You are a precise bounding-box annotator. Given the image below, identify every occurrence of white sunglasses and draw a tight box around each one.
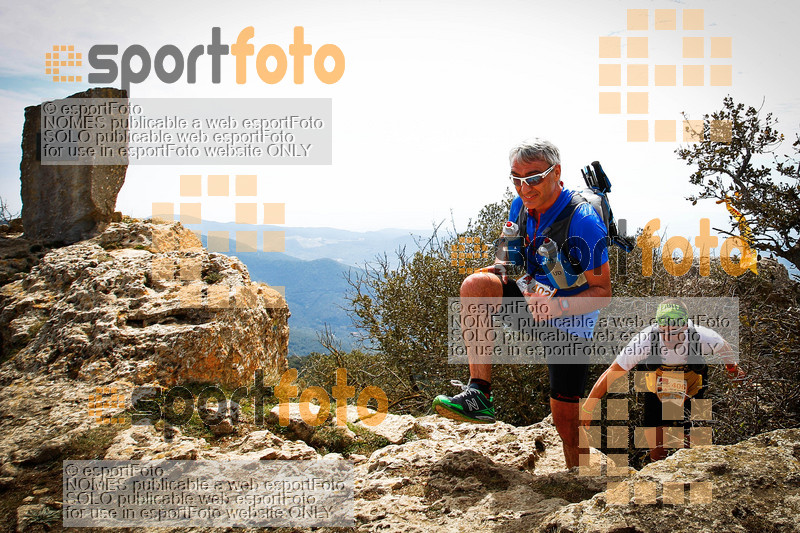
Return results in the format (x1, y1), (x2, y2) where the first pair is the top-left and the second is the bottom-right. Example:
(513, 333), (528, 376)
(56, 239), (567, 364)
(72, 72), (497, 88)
(509, 164), (556, 187)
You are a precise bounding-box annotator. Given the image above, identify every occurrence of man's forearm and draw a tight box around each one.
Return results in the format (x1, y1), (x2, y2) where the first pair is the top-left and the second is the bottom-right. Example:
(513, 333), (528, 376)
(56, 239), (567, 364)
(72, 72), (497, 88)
(559, 287), (611, 316)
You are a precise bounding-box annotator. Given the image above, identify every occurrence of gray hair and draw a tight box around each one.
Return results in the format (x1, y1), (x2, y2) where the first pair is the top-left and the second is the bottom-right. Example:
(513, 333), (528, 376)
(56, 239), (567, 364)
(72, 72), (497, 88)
(508, 138), (561, 166)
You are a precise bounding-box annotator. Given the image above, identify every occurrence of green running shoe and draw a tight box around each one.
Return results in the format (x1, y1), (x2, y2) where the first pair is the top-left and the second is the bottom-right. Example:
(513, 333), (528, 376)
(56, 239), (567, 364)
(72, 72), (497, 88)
(432, 380), (495, 424)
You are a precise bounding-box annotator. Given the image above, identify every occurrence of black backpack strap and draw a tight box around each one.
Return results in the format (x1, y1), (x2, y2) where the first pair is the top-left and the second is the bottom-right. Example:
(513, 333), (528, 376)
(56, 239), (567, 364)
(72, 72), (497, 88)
(687, 325), (706, 371)
(646, 327), (662, 370)
(540, 192), (587, 272)
(516, 203), (528, 245)
(542, 192), (584, 239)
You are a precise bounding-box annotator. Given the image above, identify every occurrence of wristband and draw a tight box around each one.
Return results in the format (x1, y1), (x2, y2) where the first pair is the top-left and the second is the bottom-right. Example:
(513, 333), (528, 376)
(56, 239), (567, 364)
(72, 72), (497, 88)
(581, 404), (594, 414)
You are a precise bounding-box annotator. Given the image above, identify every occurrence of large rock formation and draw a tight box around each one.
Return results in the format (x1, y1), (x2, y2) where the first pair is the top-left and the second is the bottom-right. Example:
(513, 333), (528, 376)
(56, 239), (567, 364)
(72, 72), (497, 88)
(0, 220), (288, 387)
(0, 218), (289, 502)
(350, 414), (609, 532)
(542, 429), (800, 533)
(20, 87), (128, 244)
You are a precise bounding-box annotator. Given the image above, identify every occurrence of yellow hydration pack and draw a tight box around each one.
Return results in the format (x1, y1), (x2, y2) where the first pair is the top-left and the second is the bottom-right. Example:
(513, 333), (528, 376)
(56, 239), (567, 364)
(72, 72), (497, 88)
(644, 365), (704, 402)
(637, 326), (707, 403)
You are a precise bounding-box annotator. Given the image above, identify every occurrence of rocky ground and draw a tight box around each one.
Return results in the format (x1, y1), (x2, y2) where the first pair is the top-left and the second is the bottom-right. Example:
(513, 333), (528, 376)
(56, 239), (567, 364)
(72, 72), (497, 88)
(2, 222), (800, 532)
(0, 397), (597, 533)
(4, 391), (799, 533)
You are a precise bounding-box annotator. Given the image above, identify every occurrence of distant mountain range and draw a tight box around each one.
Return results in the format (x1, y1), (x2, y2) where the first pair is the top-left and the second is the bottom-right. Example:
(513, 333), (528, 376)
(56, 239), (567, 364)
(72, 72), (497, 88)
(193, 222), (424, 355)
(193, 221), (424, 267)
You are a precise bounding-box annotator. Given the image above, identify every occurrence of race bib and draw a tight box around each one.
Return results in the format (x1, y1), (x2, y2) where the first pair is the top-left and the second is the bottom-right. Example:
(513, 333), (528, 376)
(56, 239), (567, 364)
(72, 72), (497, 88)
(645, 368), (702, 403)
(658, 374), (688, 395)
(516, 275), (557, 299)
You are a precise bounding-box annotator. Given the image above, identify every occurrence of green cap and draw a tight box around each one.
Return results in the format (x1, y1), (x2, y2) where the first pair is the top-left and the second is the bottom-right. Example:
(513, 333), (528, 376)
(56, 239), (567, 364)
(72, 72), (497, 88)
(655, 303), (688, 327)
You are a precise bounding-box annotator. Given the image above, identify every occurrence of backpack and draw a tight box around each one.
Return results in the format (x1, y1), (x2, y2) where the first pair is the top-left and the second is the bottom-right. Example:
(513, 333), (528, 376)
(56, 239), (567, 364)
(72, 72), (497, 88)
(513, 161), (632, 287)
(579, 161), (634, 253)
(516, 161), (634, 256)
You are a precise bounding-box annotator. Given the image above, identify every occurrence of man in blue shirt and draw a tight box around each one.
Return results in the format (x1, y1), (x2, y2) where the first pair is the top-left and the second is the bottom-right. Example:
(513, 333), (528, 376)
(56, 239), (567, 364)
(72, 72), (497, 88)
(433, 138), (612, 469)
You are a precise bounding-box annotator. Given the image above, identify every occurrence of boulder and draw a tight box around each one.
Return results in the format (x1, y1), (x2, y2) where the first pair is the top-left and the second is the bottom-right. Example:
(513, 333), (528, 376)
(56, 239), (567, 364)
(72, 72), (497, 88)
(104, 424), (205, 461)
(355, 412), (418, 444)
(351, 415), (590, 532)
(236, 430), (285, 453)
(541, 428), (800, 533)
(349, 453), (368, 465)
(267, 402), (323, 442)
(20, 87), (128, 244)
(213, 430), (319, 461)
(201, 400), (240, 436)
(0, 220), (288, 388)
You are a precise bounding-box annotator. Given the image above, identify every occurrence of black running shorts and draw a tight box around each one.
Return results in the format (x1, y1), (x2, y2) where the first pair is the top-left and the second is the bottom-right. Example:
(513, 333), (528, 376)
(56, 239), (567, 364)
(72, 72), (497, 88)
(496, 274), (591, 403)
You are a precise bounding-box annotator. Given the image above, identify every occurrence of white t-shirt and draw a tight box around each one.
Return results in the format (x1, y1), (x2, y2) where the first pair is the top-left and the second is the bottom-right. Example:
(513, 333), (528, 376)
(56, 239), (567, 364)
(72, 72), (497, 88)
(614, 320), (730, 371)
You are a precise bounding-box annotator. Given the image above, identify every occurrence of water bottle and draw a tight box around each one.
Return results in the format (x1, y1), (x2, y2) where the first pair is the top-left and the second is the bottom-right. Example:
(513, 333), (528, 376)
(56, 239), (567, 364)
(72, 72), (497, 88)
(502, 221), (519, 237)
(537, 238), (573, 289)
(495, 221), (525, 266)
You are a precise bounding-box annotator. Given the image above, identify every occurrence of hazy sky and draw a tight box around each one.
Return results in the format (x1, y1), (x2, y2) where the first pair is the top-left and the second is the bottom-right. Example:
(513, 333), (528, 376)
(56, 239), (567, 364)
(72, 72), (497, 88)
(1, 0), (799, 254)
